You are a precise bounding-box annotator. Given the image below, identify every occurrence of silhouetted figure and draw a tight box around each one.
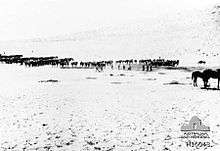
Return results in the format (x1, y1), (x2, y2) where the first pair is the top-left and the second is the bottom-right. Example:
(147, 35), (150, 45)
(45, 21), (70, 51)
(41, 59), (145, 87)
(150, 66), (152, 71)
(123, 65), (125, 70)
(142, 65), (145, 71)
(118, 65), (120, 70)
(146, 65), (149, 71)
(128, 65), (131, 70)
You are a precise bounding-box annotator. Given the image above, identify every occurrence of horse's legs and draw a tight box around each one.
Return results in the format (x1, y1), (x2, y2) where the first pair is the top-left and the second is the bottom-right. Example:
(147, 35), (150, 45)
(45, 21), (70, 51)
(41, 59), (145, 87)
(218, 78), (219, 89)
(203, 79), (207, 88)
(204, 79), (209, 88)
(193, 77), (197, 87)
(193, 80), (195, 86)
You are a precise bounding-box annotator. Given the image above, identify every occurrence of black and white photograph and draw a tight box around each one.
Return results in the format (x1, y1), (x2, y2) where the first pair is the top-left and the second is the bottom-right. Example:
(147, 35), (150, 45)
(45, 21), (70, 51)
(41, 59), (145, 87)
(0, 0), (220, 150)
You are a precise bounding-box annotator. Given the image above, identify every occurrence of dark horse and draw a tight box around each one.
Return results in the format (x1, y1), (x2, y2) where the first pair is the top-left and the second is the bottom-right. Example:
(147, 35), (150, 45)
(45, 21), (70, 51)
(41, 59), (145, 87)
(192, 69), (220, 89)
(192, 71), (204, 87)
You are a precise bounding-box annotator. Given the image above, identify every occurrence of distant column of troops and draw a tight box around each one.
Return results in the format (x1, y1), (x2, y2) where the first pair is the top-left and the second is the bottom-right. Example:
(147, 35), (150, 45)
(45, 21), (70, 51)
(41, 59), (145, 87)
(116, 59), (179, 71)
(0, 54), (179, 72)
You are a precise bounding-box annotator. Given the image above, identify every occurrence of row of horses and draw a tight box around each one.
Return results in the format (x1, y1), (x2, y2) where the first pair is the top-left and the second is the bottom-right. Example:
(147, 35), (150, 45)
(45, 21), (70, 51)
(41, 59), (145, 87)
(2, 54), (219, 89)
(0, 54), (179, 69)
(0, 55), (74, 67)
(192, 69), (220, 89)
(79, 60), (113, 68)
(116, 59), (179, 67)
(0, 54), (114, 70)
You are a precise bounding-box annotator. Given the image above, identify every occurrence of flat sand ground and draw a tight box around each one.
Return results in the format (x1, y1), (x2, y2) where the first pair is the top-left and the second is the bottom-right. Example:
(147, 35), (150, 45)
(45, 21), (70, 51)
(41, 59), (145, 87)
(0, 64), (220, 151)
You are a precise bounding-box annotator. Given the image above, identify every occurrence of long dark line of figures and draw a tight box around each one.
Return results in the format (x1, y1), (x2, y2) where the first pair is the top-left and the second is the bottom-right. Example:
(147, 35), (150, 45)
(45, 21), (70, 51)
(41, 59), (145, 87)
(0, 54), (179, 71)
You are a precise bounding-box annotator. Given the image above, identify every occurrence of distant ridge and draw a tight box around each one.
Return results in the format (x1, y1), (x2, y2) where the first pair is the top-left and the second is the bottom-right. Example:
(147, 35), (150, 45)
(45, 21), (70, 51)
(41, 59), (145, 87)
(0, 5), (220, 66)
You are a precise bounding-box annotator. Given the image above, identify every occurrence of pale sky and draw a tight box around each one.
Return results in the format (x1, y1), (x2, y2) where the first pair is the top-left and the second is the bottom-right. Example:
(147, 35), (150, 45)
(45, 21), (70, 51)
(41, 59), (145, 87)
(0, 0), (219, 40)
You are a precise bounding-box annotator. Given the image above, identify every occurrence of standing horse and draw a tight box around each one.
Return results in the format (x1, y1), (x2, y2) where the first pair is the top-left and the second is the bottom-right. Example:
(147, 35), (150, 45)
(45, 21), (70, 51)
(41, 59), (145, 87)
(192, 71), (204, 87)
(192, 69), (220, 89)
(202, 69), (220, 89)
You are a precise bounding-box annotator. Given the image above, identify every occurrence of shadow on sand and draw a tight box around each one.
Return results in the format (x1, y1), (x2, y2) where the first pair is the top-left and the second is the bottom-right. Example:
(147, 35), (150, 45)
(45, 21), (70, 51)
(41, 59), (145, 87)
(163, 80), (188, 85)
(201, 87), (220, 91)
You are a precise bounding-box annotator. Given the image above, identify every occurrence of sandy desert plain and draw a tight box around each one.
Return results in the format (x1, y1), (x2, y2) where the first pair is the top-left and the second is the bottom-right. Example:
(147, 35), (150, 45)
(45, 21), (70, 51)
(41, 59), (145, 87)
(1, 0), (220, 150)
(1, 3), (220, 150)
(0, 61), (220, 151)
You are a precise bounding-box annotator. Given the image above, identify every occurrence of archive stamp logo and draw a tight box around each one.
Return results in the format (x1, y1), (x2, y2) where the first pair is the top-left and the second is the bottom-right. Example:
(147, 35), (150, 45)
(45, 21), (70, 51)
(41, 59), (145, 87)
(180, 116), (213, 149)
